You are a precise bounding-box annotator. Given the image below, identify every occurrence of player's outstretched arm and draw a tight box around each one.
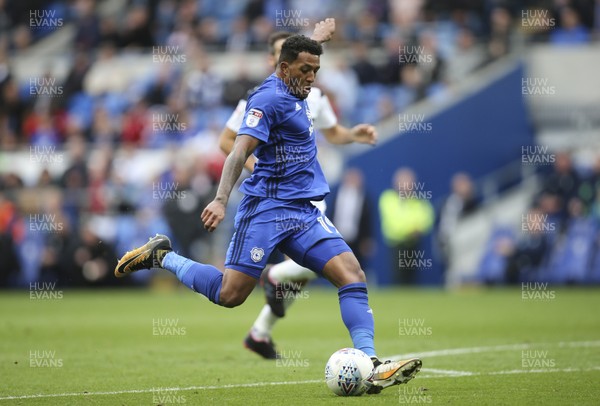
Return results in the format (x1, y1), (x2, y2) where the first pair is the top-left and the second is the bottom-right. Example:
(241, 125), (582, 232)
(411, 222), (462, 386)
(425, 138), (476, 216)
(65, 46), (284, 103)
(311, 18), (335, 43)
(202, 134), (260, 232)
(321, 123), (378, 145)
(218, 126), (257, 172)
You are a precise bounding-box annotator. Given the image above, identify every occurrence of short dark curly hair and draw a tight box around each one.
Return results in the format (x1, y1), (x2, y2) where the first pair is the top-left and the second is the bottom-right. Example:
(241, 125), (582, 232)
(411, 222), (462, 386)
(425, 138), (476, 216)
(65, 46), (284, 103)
(278, 35), (323, 64)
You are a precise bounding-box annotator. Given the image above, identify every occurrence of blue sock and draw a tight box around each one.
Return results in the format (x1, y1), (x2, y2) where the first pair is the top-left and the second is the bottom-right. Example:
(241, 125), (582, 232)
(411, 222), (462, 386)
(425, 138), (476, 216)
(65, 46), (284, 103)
(162, 252), (223, 305)
(338, 282), (376, 357)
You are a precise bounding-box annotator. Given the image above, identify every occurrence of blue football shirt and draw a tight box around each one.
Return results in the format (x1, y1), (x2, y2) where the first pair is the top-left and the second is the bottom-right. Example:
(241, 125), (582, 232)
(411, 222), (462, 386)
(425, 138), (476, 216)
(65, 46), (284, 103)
(237, 73), (330, 201)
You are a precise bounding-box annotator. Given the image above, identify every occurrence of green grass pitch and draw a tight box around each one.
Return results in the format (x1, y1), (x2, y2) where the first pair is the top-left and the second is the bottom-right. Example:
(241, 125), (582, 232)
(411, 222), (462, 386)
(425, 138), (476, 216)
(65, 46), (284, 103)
(1, 285), (599, 405)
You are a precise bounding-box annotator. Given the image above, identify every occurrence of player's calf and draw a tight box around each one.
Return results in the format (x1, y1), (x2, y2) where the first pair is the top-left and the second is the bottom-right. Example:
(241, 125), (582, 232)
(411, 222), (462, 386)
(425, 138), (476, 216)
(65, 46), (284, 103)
(218, 268), (257, 308)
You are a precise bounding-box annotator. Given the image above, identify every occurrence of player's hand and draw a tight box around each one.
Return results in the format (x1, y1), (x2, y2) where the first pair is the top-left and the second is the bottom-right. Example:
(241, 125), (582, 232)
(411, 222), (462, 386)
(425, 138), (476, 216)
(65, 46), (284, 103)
(201, 199), (226, 232)
(311, 18), (335, 43)
(350, 124), (378, 146)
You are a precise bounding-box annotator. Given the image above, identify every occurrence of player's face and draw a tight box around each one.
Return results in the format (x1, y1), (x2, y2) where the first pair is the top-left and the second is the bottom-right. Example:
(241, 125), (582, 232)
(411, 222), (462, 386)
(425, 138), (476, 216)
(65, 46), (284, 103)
(282, 52), (320, 99)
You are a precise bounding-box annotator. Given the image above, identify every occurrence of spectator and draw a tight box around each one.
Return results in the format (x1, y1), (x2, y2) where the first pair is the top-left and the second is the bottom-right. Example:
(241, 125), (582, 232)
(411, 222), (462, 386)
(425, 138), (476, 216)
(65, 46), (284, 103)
(60, 221), (120, 286)
(350, 42), (380, 85)
(347, 11), (385, 46)
(118, 6), (155, 49)
(550, 7), (590, 45)
(504, 207), (551, 284)
(226, 16), (251, 52)
(36, 169), (55, 188)
(436, 172), (478, 269)
(485, 7), (512, 63)
(537, 151), (580, 226)
(379, 168), (434, 285)
(318, 59), (359, 122)
(90, 107), (119, 146)
(184, 57), (224, 109)
(73, 0), (100, 50)
(414, 30), (446, 100)
(161, 163), (213, 261)
(1, 79), (27, 143)
(121, 100), (148, 145)
(61, 52), (91, 108)
(0, 192), (20, 286)
(577, 155), (600, 212)
(446, 28), (486, 84)
(222, 66), (257, 108)
(380, 35), (407, 85)
(98, 17), (120, 48)
(329, 168), (373, 266)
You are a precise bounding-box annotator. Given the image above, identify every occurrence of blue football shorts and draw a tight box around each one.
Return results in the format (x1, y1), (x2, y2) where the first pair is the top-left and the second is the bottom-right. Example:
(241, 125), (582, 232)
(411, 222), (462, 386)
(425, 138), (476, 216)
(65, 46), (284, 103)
(224, 195), (351, 279)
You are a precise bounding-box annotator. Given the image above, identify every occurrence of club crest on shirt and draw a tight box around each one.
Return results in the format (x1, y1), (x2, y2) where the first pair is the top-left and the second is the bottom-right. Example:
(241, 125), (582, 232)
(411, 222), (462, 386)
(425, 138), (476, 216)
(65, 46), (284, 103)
(246, 109), (263, 128)
(250, 247), (265, 263)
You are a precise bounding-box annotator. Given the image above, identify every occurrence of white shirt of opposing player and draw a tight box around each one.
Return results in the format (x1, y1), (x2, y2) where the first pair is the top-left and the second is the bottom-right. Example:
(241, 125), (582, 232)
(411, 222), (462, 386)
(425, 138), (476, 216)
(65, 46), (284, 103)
(225, 87), (336, 214)
(225, 87), (338, 135)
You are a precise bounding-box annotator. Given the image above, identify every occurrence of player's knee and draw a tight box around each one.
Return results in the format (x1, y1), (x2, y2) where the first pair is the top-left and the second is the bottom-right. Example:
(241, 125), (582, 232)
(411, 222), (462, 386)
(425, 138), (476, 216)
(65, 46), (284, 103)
(218, 290), (247, 308)
(346, 260), (366, 283)
(353, 267), (367, 283)
(325, 252), (366, 287)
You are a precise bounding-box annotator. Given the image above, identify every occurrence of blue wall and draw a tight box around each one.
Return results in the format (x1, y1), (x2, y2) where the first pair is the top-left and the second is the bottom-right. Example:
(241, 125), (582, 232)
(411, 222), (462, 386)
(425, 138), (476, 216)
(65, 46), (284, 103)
(343, 62), (535, 286)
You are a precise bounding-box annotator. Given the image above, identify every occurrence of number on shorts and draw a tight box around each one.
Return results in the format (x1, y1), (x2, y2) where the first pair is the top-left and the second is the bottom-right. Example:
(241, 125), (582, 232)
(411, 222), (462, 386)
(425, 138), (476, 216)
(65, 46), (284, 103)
(317, 216), (337, 234)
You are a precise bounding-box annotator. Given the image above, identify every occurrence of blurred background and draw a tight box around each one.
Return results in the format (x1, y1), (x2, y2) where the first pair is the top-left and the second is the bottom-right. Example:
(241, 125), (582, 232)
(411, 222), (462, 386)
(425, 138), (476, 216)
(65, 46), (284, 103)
(0, 0), (598, 289)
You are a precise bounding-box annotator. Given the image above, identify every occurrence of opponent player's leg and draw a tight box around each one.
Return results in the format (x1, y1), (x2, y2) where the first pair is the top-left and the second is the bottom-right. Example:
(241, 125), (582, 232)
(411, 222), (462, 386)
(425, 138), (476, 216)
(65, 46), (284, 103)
(261, 260), (317, 317)
(245, 261), (315, 359)
(114, 234), (256, 307)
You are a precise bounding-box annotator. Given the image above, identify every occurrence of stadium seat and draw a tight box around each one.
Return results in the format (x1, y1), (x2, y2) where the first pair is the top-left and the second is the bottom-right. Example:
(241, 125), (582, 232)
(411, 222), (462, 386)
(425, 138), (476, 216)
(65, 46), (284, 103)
(476, 226), (515, 284)
(67, 92), (95, 130)
(543, 218), (596, 284)
(587, 238), (600, 284)
(391, 85), (417, 113)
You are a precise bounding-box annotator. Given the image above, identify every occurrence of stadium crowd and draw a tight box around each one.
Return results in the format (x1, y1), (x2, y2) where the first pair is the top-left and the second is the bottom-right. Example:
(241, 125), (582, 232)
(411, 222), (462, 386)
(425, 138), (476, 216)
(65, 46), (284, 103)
(478, 152), (600, 285)
(0, 0), (598, 287)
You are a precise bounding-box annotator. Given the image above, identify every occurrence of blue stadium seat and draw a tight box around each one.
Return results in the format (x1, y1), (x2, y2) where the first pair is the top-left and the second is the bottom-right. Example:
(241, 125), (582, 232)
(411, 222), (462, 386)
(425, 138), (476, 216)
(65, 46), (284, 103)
(587, 238), (600, 284)
(357, 84), (385, 107)
(544, 218), (596, 284)
(391, 85), (417, 113)
(476, 226), (515, 284)
(103, 92), (131, 118)
(67, 92), (95, 130)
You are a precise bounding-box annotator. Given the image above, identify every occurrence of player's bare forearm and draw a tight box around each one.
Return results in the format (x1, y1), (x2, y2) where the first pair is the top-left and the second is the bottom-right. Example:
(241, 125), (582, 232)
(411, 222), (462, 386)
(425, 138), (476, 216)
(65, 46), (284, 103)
(311, 18), (335, 43)
(215, 144), (249, 205)
(219, 127), (258, 172)
(202, 135), (259, 232)
(322, 124), (378, 145)
(218, 127), (236, 156)
(322, 125), (353, 144)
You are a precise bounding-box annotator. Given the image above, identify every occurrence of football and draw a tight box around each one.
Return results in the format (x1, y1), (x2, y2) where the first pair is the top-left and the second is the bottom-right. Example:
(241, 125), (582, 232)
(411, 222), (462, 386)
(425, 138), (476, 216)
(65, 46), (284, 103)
(324, 348), (374, 396)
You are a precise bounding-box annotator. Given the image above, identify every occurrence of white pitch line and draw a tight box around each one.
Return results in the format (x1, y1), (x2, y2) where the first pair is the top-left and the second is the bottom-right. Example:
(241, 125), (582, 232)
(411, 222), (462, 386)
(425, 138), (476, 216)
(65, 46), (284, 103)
(423, 368), (475, 376)
(418, 366), (600, 379)
(389, 340), (600, 360)
(3, 367), (599, 401)
(0, 380), (323, 401)
(2, 341), (599, 401)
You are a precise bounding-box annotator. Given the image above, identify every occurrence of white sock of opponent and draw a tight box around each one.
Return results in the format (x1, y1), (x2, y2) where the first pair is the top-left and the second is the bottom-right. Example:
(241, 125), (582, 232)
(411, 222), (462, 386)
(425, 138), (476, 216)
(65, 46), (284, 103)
(251, 298), (295, 339)
(269, 259), (318, 283)
(251, 305), (279, 340)
(251, 260), (317, 339)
